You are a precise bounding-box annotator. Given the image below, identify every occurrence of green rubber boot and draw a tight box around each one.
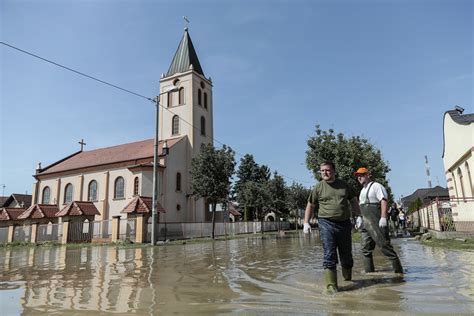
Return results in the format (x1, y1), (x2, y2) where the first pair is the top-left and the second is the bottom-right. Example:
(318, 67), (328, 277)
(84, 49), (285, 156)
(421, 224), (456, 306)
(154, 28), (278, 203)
(342, 267), (352, 281)
(324, 269), (338, 294)
(363, 256), (375, 273)
(391, 258), (404, 274)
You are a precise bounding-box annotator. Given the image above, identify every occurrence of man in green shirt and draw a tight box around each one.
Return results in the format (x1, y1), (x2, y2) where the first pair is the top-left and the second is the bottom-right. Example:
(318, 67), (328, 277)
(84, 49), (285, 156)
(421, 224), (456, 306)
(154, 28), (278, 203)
(303, 161), (362, 294)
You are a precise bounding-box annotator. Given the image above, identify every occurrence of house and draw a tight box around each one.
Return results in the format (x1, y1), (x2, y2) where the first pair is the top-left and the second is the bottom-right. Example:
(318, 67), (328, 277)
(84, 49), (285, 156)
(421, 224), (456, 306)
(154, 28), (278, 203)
(1, 193), (32, 208)
(30, 27), (214, 229)
(401, 186), (449, 210)
(442, 106), (474, 231)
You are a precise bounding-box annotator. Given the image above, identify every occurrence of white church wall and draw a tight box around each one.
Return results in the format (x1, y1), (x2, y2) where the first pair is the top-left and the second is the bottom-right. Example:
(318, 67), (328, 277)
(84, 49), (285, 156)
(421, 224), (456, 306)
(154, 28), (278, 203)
(107, 168), (136, 219)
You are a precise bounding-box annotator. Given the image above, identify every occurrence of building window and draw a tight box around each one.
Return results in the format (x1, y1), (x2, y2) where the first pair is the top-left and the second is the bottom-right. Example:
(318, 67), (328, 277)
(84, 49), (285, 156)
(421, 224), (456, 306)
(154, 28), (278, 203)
(172, 115), (180, 135)
(200, 116), (206, 136)
(64, 183), (73, 204)
(114, 177), (125, 199)
(177, 204), (181, 211)
(200, 81), (205, 89)
(134, 177), (139, 196)
(452, 172), (459, 199)
(167, 92), (173, 107)
(466, 162), (474, 197)
(179, 87), (185, 104)
(204, 92), (208, 109)
(88, 180), (98, 202)
(457, 168), (466, 201)
(42, 186), (51, 204)
(198, 89), (202, 106)
(176, 172), (181, 191)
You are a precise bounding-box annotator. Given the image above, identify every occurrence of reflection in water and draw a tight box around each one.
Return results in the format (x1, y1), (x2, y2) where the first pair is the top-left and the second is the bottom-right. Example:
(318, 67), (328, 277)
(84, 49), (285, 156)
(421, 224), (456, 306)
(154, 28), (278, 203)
(0, 234), (473, 315)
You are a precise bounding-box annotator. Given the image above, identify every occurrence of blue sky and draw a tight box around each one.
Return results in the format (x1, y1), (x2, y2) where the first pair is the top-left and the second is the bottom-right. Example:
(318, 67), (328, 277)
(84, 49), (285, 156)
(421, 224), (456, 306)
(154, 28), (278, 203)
(1, 0), (472, 201)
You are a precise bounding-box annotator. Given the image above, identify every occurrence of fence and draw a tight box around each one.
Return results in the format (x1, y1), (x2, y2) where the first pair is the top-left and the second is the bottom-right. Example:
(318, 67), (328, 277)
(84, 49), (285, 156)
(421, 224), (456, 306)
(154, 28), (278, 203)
(37, 222), (62, 242)
(1, 219), (290, 245)
(153, 221), (290, 242)
(409, 197), (473, 232)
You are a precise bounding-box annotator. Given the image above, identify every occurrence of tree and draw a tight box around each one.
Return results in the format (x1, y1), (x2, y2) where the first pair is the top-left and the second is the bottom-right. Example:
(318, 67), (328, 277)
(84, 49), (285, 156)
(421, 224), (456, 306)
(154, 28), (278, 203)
(190, 144), (235, 239)
(286, 182), (310, 224)
(235, 154), (271, 221)
(268, 171), (288, 218)
(306, 125), (392, 200)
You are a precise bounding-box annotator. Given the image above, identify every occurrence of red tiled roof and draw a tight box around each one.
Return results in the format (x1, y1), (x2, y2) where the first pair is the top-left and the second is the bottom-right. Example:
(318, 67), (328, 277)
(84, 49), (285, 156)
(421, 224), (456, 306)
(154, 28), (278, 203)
(39, 137), (184, 175)
(56, 201), (101, 217)
(18, 204), (59, 219)
(121, 196), (165, 214)
(228, 203), (241, 216)
(0, 208), (26, 221)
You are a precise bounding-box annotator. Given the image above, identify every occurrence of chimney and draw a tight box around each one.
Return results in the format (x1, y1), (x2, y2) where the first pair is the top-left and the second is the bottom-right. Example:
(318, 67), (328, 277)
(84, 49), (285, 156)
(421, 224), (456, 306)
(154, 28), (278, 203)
(454, 105), (464, 114)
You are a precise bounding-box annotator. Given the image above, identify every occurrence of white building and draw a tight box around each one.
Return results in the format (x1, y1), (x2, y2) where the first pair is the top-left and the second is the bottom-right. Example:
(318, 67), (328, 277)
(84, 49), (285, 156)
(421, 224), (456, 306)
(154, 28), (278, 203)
(442, 106), (474, 231)
(31, 28), (213, 224)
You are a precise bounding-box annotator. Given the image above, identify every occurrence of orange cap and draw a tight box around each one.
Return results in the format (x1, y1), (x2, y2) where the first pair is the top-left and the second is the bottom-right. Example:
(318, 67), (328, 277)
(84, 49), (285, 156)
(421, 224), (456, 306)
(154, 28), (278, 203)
(353, 167), (369, 176)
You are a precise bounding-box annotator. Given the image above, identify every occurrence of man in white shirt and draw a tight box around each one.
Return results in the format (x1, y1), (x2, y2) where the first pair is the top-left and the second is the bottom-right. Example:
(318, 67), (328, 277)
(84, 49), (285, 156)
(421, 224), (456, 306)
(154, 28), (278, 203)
(354, 167), (403, 274)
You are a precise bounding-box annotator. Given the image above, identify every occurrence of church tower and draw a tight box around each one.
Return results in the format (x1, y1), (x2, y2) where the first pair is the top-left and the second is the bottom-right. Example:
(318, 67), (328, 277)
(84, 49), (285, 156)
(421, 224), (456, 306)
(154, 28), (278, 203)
(158, 27), (213, 222)
(158, 27), (213, 154)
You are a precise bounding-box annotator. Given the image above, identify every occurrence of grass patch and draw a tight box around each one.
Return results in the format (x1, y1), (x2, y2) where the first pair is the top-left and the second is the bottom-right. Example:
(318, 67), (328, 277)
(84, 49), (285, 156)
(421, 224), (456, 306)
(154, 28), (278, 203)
(421, 238), (474, 250)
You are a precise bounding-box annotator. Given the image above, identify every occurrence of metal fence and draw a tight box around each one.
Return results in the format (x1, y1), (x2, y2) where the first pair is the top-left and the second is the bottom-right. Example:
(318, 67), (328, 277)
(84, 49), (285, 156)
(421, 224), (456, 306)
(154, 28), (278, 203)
(409, 197), (473, 232)
(153, 221), (290, 242)
(13, 225), (31, 243)
(0, 226), (9, 243)
(37, 222), (61, 242)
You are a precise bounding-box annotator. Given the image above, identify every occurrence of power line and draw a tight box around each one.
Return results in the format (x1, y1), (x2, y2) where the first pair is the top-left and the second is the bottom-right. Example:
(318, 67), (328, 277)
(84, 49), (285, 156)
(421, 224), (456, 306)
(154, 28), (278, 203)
(1, 41), (313, 185)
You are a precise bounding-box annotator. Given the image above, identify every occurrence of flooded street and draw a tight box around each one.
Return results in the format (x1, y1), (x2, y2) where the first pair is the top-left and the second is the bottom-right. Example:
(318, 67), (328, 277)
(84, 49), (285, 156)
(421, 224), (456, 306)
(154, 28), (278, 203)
(1, 233), (473, 315)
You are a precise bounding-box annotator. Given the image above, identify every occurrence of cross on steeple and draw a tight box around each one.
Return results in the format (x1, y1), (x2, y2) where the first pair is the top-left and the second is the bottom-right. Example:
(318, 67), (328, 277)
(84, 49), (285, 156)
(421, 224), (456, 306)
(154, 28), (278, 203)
(183, 16), (190, 30)
(78, 139), (86, 151)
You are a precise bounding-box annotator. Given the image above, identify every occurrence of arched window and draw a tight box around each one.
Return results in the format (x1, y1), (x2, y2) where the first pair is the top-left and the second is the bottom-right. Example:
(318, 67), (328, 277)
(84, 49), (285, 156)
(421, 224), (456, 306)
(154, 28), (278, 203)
(42, 186), (51, 204)
(204, 92), (208, 109)
(179, 87), (185, 104)
(172, 115), (180, 135)
(64, 183), (73, 204)
(198, 89), (202, 106)
(167, 92), (173, 107)
(200, 116), (206, 136)
(452, 172), (459, 198)
(457, 168), (466, 201)
(466, 162), (474, 196)
(176, 172), (181, 191)
(114, 177), (125, 199)
(88, 180), (98, 202)
(133, 177), (139, 196)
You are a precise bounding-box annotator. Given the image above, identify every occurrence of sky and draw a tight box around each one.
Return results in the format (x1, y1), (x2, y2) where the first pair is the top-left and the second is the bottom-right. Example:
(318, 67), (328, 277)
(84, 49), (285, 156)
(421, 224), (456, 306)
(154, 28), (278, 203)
(1, 0), (472, 201)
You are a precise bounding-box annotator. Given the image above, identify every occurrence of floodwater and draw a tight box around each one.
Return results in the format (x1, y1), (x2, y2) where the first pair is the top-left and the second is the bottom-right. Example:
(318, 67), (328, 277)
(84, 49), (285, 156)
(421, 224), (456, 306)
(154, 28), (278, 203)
(0, 233), (473, 315)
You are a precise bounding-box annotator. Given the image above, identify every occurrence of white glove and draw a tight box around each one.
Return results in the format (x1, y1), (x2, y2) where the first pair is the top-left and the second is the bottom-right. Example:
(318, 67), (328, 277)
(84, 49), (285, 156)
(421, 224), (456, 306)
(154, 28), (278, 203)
(303, 223), (311, 234)
(379, 217), (388, 228)
(355, 216), (364, 230)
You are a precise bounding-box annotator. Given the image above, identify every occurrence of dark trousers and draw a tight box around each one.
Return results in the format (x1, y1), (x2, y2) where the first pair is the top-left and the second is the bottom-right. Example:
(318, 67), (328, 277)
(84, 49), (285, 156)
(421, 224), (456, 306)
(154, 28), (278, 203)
(318, 218), (353, 270)
(360, 204), (400, 262)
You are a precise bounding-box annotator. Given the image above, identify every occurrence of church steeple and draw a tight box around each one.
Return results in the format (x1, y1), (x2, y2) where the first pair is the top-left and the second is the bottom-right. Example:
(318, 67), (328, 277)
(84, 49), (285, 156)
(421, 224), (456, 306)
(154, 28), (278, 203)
(166, 28), (204, 77)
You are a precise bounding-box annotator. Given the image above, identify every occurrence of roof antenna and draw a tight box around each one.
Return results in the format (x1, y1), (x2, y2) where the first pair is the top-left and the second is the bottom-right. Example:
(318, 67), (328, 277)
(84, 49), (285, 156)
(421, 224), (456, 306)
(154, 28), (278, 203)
(424, 155), (432, 188)
(183, 16), (190, 31)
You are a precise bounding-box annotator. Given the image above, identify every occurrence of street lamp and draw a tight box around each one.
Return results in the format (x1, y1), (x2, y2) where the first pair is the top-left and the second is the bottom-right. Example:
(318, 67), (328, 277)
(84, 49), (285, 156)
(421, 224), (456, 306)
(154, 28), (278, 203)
(151, 85), (179, 245)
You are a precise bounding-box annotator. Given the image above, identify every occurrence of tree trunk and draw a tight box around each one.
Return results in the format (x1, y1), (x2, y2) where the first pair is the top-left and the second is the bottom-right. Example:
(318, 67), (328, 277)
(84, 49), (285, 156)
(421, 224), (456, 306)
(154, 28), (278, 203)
(211, 203), (217, 239)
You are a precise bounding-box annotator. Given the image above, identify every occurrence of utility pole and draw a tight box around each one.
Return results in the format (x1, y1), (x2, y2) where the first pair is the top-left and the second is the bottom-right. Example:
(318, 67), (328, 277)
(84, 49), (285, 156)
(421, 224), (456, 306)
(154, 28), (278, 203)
(424, 155), (432, 188)
(1, 184), (5, 197)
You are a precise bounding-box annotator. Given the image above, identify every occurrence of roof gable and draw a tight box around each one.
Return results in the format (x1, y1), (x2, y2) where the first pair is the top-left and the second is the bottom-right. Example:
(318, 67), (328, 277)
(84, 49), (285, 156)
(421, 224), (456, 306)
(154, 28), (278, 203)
(121, 196), (165, 214)
(18, 204), (59, 219)
(56, 201), (100, 217)
(0, 208), (26, 221)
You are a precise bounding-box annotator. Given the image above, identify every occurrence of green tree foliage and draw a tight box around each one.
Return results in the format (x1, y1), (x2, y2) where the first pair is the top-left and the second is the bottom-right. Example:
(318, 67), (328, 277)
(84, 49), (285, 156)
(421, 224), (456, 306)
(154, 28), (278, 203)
(190, 144), (235, 239)
(286, 182), (311, 221)
(268, 171), (288, 217)
(408, 197), (423, 214)
(306, 125), (392, 199)
(235, 154), (271, 220)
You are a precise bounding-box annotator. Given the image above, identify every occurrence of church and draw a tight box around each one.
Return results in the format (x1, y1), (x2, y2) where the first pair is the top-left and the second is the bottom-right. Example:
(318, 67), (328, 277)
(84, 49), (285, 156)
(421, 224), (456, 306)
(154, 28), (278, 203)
(31, 27), (213, 224)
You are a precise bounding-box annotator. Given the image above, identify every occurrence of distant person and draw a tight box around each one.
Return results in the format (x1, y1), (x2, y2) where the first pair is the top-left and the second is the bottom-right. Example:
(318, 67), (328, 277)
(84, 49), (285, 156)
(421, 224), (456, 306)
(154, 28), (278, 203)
(303, 161), (363, 294)
(388, 203), (400, 237)
(398, 210), (406, 235)
(354, 167), (403, 274)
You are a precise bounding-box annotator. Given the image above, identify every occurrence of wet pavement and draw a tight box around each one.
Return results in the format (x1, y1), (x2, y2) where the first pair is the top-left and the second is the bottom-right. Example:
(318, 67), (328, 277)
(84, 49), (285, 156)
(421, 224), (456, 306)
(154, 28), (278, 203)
(0, 232), (473, 315)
